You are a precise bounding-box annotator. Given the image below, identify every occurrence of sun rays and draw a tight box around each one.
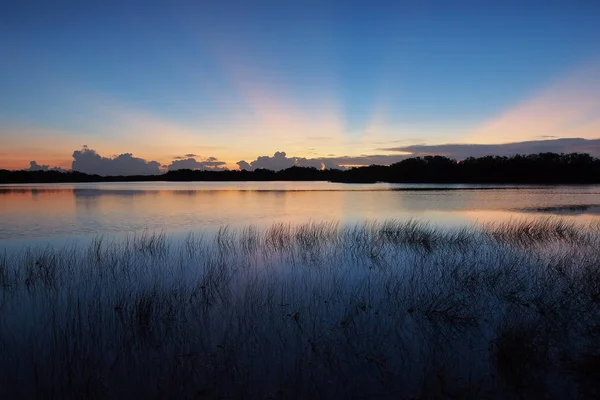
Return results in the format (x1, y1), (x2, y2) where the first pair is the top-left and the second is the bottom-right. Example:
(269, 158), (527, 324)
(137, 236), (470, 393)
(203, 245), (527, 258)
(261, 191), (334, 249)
(2, 37), (600, 171)
(466, 59), (600, 144)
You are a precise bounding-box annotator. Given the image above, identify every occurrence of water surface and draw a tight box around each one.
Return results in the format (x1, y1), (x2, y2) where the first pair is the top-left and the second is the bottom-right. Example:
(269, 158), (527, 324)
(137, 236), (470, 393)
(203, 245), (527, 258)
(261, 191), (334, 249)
(2, 181), (600, 248)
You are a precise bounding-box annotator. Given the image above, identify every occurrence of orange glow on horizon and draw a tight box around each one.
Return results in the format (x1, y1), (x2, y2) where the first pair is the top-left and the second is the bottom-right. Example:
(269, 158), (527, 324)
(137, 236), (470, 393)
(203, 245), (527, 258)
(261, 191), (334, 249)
(3, 57), (600, 172)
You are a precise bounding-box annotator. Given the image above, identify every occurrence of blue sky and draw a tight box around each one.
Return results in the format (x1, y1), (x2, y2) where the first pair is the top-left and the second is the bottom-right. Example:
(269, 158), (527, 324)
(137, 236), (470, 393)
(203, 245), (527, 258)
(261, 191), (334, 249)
(1, 0), (600, 171)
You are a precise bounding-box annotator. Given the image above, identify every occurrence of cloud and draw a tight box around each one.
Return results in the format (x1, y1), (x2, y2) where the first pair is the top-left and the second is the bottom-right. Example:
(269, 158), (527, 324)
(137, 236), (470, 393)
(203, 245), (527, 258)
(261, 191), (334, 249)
(297, 158), (340, 170)
(381, 138), (600, 159)
(172, 153), (202, 160)
(237, 160), (252, 170)
(72, 146), (161, 176)
(237, 151), (295, 171)
(240, 139), (600, 171)
(237, 151), (342, 171)
(25, 161), (69, 173)
(323, 155), (410, 166)
(167, 157), (227, 171)
(237, 151), (422, 170)
(23, 137), (600, 177)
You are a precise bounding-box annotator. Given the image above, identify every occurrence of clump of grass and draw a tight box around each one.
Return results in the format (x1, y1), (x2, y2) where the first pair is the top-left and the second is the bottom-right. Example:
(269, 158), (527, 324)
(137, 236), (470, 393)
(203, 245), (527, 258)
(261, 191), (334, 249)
(484, 218), (583, 246)
(239, 225), (260, 254)
(294, 221), (339, 249)
(378, 219), (439, 250)
(133, 230), (168, 255)
(264, 222), (294, 252)
(22, 245), (63, 290)
(0, 218), (599, 398)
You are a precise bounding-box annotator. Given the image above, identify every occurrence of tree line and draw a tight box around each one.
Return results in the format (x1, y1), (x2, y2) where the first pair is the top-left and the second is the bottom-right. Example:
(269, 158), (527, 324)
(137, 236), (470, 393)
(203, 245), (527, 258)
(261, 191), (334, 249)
(2, 152), (600, 184)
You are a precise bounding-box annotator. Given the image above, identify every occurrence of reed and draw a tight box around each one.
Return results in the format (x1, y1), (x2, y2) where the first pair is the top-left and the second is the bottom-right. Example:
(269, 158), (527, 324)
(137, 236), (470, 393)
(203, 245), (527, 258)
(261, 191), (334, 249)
(0, 218), (598, 398)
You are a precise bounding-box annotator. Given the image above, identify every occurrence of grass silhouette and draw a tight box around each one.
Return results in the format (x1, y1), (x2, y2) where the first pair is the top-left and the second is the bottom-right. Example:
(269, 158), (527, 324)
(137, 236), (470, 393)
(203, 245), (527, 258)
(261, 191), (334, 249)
(0, 219), (599, 398)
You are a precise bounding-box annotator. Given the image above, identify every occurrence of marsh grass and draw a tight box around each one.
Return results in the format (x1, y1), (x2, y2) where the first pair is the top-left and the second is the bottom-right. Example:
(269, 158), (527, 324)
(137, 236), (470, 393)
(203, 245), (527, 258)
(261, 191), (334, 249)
(1, 219), (599, 398)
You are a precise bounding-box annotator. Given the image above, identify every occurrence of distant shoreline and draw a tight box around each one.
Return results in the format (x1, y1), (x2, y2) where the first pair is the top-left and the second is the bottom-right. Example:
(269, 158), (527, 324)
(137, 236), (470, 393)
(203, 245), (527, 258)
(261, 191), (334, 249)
(2, 184), (597, 191)
(3, 152), (600, 185)
(2, 219), (600, 398)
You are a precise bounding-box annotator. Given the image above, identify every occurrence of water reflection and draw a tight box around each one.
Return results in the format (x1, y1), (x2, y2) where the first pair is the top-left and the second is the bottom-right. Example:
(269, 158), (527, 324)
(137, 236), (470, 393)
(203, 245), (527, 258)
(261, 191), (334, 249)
(73, 188), (152, 197)
(517, 204), (600, 216)
(1, 182), (600, 244)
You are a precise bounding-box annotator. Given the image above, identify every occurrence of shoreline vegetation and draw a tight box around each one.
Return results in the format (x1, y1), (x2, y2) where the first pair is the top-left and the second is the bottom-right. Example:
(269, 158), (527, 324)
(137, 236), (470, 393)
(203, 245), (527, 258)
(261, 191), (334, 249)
(3, 152), (600, 184)
(1, 219), (600, 398)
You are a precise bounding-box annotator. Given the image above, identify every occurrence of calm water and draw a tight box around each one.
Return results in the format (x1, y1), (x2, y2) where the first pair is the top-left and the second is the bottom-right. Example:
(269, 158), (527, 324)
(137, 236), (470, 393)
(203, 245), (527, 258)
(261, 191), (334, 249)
(2, 181), (600, 248)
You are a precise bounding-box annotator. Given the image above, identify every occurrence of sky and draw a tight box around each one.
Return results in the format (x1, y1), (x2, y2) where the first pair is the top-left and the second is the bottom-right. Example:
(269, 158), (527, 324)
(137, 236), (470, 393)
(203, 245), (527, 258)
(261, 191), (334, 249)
(1, 0), (600, 174)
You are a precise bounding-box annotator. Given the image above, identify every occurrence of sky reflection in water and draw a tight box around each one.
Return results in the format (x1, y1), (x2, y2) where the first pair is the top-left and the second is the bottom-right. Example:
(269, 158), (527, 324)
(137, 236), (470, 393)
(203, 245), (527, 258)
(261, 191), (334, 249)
(2, 182), (600, 249)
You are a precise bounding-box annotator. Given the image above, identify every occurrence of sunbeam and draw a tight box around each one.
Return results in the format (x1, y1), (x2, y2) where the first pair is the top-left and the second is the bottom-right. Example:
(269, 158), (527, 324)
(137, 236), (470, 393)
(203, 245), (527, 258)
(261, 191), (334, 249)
(466, 59), (600, 144)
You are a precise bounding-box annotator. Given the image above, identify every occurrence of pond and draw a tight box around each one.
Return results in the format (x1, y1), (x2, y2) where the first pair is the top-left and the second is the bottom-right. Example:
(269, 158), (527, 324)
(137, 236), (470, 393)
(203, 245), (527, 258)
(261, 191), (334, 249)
(2, 181), (600, 248)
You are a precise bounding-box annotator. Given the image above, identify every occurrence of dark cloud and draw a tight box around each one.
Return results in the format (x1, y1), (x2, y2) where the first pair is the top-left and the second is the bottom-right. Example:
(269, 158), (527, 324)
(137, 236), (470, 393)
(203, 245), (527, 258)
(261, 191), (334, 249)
(237, 151), (295, 171)
(298, 158), (340, 169)
(380, 138), (600, 159)
(167, 157), (227, 171)
(325, 155), (410, 166)
(172, 153), (201, 160)
(25, 161), (69, 173)
(25, 137), (600, 177)
(237, 151), (421, 170)
(237, 160), (252, 171)
(173, 153), (200, 160)
(72, 146), (161, 176)
(236, 139), (600, 171)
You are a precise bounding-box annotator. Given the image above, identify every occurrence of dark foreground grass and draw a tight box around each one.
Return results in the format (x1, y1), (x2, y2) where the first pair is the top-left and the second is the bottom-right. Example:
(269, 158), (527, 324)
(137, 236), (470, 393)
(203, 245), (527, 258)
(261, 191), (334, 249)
(1, 219), (600, 399)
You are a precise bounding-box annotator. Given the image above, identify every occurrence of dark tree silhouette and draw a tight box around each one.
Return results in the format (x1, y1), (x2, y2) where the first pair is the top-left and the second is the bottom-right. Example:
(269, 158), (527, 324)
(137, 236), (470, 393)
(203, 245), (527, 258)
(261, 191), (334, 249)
(2, 152), (600, 184)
